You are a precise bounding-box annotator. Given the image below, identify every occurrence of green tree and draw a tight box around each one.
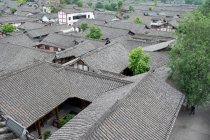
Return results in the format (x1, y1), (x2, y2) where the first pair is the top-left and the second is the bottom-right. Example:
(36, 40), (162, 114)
(148, 6), (152, 11)
(86, 26), (102, 39)
(2, 24), (15, 34)
(153, 0), (157, 6)
(87, 0), (93, 7)
(169, 10), (210, 106)
(128, 48), (150, 75)
(129, 5), (135, 12)
(76, 0), (83, 7)
(10, 8), (17, 14)
(134, 17), (143, 24)
(80, 22), (88, 31)
(16, 0), (27, 4)
(117, 0), (123, 10)
(95, 2), (104, 9)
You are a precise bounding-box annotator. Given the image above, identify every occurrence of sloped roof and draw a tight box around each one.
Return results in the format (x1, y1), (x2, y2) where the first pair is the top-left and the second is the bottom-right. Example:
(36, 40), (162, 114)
(0, 62), (131, 128)
(60, 6), (94, 14)
(82, 42), (129, 74)
(0, 15), (37, 24)
(86, 72), (184, 140)
(27, 25), (71, 38)
(18, 21), (47, 30)
(0, 33), (36, 47)
(40, 33), (86, 49)
(49, 68), (184, 140)
(143, 40), (175, 52)
(0, 43), (55, 75)
(56, 41), (98, 59)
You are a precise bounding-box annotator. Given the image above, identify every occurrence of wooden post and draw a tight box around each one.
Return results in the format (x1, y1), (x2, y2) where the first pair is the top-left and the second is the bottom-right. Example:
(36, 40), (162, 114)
(55, 107), (59, 120)
(37, 121), (42, 139)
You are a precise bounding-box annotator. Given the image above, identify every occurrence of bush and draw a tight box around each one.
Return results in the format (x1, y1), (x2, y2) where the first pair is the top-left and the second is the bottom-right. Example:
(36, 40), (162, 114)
(16, 0), (27, 4)
(44, 131), (52, 140)
(10, 8), (17, 14)
(134, 17), (143, 24)
(58, 114), (74, 128)
(95, 2), (104, 9)
(148, 7), (152, 11)
(2, 24), (15, 34)
(128, 48), (150, 75)
(80, 22), (88, 31)
(76, 0), (83, 7)
(87, 0), (92, 7)
(123, 15), (130, 20)
(129, 5), (135, 12)
(86, 26), (102, 39)
(104, 2), (117, 11)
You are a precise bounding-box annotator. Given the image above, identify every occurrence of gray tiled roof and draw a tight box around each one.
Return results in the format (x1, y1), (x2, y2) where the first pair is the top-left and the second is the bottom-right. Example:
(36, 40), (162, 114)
(27, 25), (71, 38)
(143, 40), (175, 52)
(49, 68), (184, 140)
(56, 41), (98, 59)
(40, 33), (87, 49)
(0, 43), (55, 75)
(0, 62), (131, 128)
(82, 42), (129, 74)
(70, 25), (129, 39)
(86, 72), (184, 140)
(0, 33), (36, 48)
(18, 21), (47, 30)
(0, 15), (37, 24)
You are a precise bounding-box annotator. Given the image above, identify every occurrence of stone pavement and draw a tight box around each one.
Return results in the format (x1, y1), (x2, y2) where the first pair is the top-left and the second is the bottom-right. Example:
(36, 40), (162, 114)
(169, 106), (210, 140)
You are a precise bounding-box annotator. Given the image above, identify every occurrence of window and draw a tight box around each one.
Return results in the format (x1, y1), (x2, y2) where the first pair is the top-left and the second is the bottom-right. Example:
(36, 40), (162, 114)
(73, 15), (86, 20)
(69, 17), (71, 20)
(88, 15), (90, 18)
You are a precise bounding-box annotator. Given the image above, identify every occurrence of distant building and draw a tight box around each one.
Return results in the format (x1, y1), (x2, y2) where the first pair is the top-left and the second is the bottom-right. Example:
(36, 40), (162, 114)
(58, 7), (94, 25)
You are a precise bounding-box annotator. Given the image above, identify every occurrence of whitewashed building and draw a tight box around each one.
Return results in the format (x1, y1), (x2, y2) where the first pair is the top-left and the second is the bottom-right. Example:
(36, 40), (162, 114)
(58, 7), (94, 25)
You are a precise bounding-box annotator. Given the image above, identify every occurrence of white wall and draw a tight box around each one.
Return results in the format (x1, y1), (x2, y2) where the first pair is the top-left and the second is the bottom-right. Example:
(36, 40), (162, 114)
(67, 12), (94, 25)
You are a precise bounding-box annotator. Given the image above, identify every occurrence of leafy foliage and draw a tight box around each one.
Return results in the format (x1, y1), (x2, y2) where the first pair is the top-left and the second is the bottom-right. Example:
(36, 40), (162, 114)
(134, 17), (143, 24)
(10, 8), (17, 14)
(44, 131), (52, 140)
(169, 4), (210, 106)
(76, 0), (83, 7)
(104, 2), (118, 11)
(2, 24), (15, 34)
(117, 0), (123, 10)
(58, 114), (74, 128)
(16, 0), (27, 4)
(80, 22), (88, 31)
(129, 5), (135, 12)
(95, 1), (104, 8)
(123, 15), (130, 19)
(128, 48), (150, 75)
(87, 0), (93, 7)
(148, 6), (152, 11)
(86, 26), (102, 39)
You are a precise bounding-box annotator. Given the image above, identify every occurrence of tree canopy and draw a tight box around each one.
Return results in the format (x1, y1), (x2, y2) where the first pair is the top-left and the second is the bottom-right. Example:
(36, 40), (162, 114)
(86, 26), (102, 39)
(128, 48), (150, 75)
(2, 24), (15, 34)
(80, 22), (88, 31)
(134, 17), (143, 24)
(16, 0), (27, 4)
(169, 1), (210, 106)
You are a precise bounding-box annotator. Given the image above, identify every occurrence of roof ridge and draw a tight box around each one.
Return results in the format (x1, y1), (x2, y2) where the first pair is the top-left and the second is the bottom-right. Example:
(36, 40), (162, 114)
(0, 42), (55, 54)
(64, 66), (132, 85)
(0, 61), (43, 80)
(84, 72), (151, 139)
